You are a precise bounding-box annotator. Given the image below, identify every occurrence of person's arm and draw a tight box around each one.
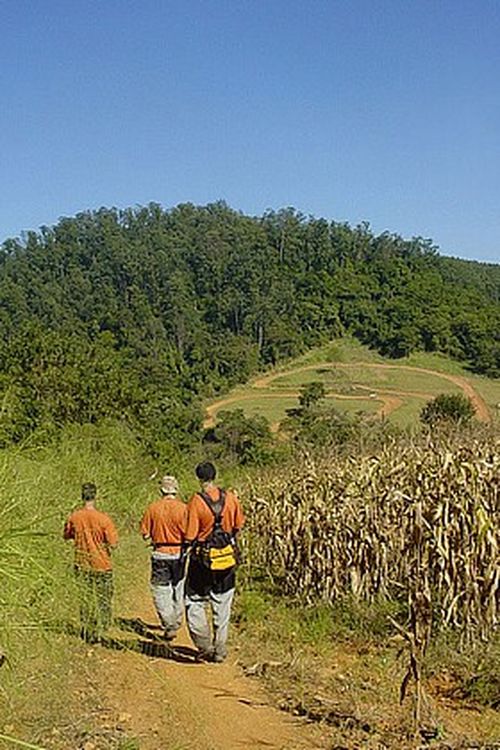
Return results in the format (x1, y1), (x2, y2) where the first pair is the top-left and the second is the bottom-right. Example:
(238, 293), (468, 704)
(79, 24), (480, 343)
(231, 493), (245, 535)
(140, 508), (152, 542)
(184, 495), (201, 545)
(63, 519), (74, 540)
(104, 519), (119, 550)
(180, 502), (191, 554)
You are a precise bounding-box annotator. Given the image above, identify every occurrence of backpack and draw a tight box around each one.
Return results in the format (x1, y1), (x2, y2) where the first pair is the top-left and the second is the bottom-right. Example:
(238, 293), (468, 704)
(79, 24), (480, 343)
(196, 489), (238, 571)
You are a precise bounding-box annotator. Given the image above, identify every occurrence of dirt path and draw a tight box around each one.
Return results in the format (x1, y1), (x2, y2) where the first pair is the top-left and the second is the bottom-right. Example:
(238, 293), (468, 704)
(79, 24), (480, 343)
(91, 590), (322, 750)
(205, 362), (490, 428)
(255, 363), (490, 421)
(204, 390), (408, 430)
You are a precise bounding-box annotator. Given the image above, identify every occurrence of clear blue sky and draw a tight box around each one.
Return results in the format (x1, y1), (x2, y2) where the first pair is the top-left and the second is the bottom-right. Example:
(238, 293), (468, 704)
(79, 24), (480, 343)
(1, 0), (499, 263)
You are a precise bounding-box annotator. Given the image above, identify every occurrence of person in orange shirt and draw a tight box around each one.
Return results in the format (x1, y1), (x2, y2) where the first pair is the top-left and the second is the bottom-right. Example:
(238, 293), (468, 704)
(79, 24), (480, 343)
(140, 475), (188, 641)
(64, 482), (118, 642)
(185, 462), (244, 663)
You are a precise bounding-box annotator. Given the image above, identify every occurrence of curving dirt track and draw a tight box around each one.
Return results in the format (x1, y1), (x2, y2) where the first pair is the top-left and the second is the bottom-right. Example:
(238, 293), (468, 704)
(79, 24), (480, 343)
(204, 390), (404, 430)
(205, 362), (490, 428)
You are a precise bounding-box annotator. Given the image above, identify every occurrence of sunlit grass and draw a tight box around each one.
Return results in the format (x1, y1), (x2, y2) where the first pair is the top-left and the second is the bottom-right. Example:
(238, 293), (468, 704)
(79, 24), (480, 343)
(270, 364), (463, 394)
(206, 337), (500, 429)
(0, 422), (155, 742)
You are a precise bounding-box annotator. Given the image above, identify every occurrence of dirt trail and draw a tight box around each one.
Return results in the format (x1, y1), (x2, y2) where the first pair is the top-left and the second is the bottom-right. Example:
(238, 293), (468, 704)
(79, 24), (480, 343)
(205, 362), (490, 428)
(254, 363), (490, 421)
(204, 390), (407, 430)
(91, 592), (321, 750)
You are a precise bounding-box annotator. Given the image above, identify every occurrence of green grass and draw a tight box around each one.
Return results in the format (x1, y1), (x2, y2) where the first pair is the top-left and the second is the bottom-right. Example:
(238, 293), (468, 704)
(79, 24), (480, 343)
(291, 337), (386, 366)
(322, 396), (380, 416)
(0, 423), (156, 744)
(210, 392), (381, 425)
(212, 395), (300, 424)
(404, 350), (471, 374)
(271, 365), (463, 394)
(236, 582), (406, 644)
(206, 337), (499, 430)
(470, 376), (500, 413)
(269, 368), (351, 389)
(383, 395), (430, 426)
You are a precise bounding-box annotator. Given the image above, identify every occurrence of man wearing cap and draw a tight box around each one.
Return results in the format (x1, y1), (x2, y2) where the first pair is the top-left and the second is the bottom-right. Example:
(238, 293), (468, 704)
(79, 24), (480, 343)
(140, 475), (188, 641)
(64, 482), (118, 642)
(184, 462), (245, 663)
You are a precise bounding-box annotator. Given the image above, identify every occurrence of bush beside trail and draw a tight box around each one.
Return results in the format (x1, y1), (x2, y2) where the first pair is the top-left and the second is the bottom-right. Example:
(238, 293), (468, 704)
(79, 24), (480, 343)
(421, 392), (477, 426)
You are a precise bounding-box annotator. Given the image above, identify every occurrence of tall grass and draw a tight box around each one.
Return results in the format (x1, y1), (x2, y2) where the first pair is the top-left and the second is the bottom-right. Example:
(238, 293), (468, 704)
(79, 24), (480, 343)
(0, 423), (153, 695)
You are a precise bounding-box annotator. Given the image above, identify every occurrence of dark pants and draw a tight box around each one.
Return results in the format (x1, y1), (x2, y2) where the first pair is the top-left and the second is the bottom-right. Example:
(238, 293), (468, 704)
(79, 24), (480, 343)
(185, 556), (235, 597)
(75, 568), (114, 641)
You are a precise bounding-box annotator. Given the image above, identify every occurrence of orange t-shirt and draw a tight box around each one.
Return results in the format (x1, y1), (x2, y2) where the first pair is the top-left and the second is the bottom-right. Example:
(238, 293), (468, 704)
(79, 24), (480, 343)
(140, 497), (187, 554)
(185, 487), (244, 543)
(64, 506), (118, 572)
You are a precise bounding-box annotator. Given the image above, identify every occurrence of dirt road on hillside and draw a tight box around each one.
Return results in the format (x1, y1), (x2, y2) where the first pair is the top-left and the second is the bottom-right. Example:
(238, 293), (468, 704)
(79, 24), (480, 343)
(204, 390), (407, 430)
(254, 363), (490, 421)
(204, 362), (490, 428)
(90, 593), (322, 750)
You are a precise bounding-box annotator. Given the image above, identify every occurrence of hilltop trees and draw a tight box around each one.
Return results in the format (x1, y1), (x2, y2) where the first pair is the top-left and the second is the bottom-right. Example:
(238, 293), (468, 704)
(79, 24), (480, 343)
(0, 202), (498, 454)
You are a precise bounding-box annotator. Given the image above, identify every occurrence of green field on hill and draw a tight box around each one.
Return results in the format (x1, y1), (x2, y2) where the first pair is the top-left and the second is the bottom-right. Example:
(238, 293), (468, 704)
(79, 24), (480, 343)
(205, 339), (500, 429)
(270, 366), (461, 393)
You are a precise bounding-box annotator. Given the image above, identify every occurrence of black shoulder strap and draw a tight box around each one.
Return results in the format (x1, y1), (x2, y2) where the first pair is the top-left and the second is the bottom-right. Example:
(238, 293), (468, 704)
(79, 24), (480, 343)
(198, 489), (226, 524)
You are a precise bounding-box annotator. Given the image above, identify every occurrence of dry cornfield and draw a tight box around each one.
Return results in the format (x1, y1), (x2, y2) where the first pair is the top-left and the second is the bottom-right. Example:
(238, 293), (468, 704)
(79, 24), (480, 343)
(246, 435), (499, 642)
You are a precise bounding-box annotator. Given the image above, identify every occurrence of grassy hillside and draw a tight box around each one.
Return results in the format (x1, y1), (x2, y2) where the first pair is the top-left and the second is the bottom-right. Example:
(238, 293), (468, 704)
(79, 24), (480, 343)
(205, 338), (500, 430)
(1, 204), (499, 458)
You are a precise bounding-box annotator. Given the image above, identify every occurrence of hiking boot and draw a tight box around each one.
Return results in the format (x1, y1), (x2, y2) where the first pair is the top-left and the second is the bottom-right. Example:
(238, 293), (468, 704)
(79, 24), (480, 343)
(163, 630), (177, 642)
(196, 649), (215, 663)
(212, 653), (226, 664)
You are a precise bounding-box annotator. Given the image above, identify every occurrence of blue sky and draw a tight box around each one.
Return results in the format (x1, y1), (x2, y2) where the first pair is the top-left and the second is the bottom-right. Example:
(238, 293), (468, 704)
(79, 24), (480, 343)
(1, 0), (499, 263)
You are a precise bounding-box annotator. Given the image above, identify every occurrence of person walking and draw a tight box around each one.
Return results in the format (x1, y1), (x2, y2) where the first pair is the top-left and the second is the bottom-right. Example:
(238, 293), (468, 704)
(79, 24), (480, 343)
(63, 482), (118, 642)
(140, 475), (188, 641)
(185, 462), (244, 663)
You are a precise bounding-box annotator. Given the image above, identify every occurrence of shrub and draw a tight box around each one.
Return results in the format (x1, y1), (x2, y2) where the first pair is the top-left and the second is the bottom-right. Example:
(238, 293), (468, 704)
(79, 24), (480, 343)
(420, 393), (476, 426)
(202, 409), (276, 465)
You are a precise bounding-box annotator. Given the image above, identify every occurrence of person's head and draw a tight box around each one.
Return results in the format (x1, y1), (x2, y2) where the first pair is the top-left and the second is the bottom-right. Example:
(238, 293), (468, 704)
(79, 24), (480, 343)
(160, 475), (179, 496)
(195, 461), (216, 484)
(81, 482), (97, 503)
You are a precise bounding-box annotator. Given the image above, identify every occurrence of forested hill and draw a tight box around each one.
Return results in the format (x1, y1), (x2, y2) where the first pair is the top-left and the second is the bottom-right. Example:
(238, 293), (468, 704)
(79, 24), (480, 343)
(0, 202), (499, 453)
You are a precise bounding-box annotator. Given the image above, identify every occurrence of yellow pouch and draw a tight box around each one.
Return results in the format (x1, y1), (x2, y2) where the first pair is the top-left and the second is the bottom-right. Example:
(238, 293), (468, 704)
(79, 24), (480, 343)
(209, 545), (236, 571)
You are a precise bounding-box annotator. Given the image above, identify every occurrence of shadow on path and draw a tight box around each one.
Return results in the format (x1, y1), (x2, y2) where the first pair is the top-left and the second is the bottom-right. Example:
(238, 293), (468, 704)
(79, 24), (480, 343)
(47, 618), (200, 665)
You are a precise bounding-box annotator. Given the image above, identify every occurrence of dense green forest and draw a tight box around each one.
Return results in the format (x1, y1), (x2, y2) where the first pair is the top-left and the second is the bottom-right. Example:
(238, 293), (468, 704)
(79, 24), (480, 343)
(0, 202), (499, 454)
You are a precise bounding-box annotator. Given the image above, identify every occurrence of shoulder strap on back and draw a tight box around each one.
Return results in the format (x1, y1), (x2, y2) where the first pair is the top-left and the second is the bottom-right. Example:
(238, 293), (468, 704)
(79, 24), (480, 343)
(198, 489), (226, 523)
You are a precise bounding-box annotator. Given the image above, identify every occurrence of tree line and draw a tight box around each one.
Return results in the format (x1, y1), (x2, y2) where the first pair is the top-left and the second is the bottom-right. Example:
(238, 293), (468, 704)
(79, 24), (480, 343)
(0, 202), (498, 455)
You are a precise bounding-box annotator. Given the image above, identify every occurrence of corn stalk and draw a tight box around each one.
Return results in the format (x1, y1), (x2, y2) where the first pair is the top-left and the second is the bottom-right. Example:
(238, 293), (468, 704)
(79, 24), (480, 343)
(247, 435), (499, 642)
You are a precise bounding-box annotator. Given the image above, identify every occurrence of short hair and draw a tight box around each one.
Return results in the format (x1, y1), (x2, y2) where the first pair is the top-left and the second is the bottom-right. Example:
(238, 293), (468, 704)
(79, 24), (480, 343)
(81, 482), (97, 501)
(195, 461), (216, 482)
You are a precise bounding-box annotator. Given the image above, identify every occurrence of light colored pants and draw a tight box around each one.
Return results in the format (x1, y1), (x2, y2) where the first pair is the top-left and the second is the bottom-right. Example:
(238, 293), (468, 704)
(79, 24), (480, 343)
(151, 552), (186, 637)
(185, 587), (235, 659)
